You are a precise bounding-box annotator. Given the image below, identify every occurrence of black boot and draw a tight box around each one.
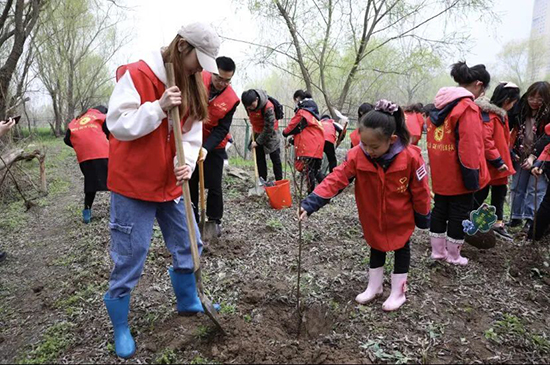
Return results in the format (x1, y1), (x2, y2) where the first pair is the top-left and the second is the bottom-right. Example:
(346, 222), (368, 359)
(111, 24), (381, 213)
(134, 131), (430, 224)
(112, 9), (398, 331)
(0, 251), (6, 262)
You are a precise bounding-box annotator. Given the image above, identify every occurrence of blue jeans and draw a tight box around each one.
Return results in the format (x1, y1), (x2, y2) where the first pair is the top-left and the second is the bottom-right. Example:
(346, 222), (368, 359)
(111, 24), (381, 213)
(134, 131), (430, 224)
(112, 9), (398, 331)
(510, 164), (548, 221)
(107, 192), (202, 298)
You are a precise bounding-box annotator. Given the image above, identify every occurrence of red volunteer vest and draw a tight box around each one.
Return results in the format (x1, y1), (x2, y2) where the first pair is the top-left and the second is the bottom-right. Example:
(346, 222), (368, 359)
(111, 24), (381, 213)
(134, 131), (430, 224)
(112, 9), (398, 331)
(539, 124), (550, 162)
(405, 112), (424, 145)
(248, 100), (279, 133)
(350, 129), (360, 147)
(202, 72), (240, 149)
(427, 98), (490, 196)
(108, 60), (192, 202)
(315, 145), (431, 252)
(284, 109), (324, 159)
(482, 112), (515, 185)
(321, 119), (337, 144)
(68, 108), (109, 163)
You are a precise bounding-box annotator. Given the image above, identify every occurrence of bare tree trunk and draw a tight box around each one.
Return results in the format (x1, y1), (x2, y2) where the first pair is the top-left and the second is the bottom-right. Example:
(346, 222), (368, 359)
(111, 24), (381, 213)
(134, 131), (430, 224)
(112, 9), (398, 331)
(273, 0), (313, 93)
(0, 0), (41, 119)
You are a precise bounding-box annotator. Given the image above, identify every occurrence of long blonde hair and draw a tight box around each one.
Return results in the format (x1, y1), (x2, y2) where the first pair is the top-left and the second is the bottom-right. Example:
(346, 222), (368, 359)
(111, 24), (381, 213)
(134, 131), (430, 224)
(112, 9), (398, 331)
(162, 35), (208, 121)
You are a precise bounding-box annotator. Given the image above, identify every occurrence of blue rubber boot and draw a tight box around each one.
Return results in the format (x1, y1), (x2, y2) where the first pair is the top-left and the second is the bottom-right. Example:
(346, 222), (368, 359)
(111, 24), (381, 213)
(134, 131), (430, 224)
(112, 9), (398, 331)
(82, 208), (91, 224)
(168, 267), (204, 315)
(103, 293), (136, 359)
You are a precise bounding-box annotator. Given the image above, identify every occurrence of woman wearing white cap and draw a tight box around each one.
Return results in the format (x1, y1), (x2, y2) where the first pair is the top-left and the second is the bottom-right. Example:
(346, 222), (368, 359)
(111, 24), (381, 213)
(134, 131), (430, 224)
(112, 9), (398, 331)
(103, 23), (220, 359)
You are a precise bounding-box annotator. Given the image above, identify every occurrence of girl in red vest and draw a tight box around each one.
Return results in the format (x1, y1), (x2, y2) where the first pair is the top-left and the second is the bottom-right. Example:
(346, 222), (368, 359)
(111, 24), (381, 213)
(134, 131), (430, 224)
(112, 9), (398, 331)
(403, 103), (425, 145)
(473, 82), (520, 241)
(529, 123), (550, 240)
(508, 82), (550, 233)
(350, 102), (374, 148)
(427, 62), (490, 266)
(300, 100), (431, 312)
(283, 90), (325, 193)
(319, 114), (344, 175)
(103, 23), (220, 359)
(64, 106), (109, 224)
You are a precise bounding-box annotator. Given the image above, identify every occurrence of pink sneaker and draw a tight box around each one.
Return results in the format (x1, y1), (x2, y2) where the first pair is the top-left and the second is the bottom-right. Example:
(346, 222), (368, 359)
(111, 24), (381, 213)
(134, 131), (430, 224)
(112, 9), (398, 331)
(355, 267), (384, 304)
(382, 273), (407, 312)
(430, 234), (447, 260)
(446, 239), (468, 265)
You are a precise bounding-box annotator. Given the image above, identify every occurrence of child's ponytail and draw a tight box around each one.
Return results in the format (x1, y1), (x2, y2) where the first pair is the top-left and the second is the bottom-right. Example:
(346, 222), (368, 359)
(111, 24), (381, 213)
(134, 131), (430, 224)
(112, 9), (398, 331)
(360, 99), (410, 145)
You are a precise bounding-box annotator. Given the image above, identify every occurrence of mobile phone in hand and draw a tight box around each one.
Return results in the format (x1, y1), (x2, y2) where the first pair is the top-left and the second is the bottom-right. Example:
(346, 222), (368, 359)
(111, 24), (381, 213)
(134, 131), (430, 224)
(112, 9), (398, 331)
(10, 116), (21, 124)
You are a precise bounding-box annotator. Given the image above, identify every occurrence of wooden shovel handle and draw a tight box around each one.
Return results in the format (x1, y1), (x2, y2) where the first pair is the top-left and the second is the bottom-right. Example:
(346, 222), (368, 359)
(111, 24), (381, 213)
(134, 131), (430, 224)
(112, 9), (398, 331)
(165, 63), (200, 272)
(250, 128), (260, 183)
(198, 150), (206, 212)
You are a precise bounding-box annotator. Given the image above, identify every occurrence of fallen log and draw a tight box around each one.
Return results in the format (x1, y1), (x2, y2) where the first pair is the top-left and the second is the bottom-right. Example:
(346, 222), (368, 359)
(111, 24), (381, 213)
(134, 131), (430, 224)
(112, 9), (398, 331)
(0, 149), (47, 193)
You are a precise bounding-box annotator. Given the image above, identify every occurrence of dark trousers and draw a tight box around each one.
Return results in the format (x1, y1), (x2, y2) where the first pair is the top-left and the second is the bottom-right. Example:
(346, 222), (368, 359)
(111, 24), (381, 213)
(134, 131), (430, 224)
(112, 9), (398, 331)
(256, 147), (283, 182)
(473, 184), (507, 221)
(370, 241), (410, 274)
(300, 157), (322, 194)
(189, 148), (225, 224)
(84, 192), (96, 209)
(316, 142), (337, 183)
(430, 193), (474, 241)
(529, 173), (550, 240)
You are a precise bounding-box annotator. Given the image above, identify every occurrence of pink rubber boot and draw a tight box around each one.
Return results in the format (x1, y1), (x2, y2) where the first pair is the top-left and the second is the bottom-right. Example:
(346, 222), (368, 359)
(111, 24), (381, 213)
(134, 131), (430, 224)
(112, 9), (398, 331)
(382, 273), (407, 312)
(446, 239), (468, 265)
(355, 267), (384, 304)
(430, 234), (447, 260)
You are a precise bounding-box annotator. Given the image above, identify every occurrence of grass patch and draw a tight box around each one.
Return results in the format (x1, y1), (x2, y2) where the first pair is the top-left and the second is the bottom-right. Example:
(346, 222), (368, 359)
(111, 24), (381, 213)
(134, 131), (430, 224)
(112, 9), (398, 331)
(17, 322), (74, 364)
(266, 218), (283, 231)
(154, 349), (178, 364)
(0, 200), (27, 231)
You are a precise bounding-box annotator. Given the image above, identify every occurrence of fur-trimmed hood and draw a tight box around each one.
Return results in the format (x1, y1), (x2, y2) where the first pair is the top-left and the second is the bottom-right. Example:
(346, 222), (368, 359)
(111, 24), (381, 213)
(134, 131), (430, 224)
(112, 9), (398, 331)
(475, 96), (507, 119)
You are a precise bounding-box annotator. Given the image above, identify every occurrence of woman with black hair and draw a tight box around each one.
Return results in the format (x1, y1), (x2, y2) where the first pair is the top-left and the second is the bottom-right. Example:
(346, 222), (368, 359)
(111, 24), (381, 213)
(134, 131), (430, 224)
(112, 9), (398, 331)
(508, 81), (550, 232)
(299, 100), (431, 312)
(350, 102), (374, 148)
(473, 82), (520, 241)
(283, 90), (325, 193)
(427, 61), (490, 266)
(64, 106), (110, 224)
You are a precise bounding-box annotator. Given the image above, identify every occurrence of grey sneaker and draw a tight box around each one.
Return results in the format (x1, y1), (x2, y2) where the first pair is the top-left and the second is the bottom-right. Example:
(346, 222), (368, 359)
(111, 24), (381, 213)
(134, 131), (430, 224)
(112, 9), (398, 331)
(493, 225), (513, 241)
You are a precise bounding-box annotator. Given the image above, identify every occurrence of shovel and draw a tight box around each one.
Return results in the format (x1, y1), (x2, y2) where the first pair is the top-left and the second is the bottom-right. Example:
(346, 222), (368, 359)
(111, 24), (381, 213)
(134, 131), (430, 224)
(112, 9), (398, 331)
(248, 132), (264, 197)
(198, 152), (218, 242)
(165, 63), (225, 334)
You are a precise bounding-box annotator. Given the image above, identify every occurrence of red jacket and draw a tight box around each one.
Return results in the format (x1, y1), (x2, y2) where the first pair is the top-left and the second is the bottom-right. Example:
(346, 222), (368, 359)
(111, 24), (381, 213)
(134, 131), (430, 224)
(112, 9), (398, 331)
(538, 124), (550, 162)
(481, 111), (516, 185)
(350, 129), (360, 147)
(405, 112), (424, 145)
(108, 60), (190, 202)
(427, 95), (490, 196)
(68, 108), (109, 163)
(302, 144), (431, 252)
(321, 119), (337, 144)
(202, 72), (240, 149)
(283, 109), (324, 160)
(248, 100), (279, 133)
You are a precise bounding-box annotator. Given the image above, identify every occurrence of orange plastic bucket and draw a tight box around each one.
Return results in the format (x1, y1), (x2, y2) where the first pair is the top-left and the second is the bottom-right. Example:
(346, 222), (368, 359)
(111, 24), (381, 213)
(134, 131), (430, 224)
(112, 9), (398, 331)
(265, 179), (292, 210)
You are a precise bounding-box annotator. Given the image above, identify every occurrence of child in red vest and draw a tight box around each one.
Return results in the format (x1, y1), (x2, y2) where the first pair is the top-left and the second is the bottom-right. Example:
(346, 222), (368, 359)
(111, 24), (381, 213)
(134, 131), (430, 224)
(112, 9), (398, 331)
(473, 82), (520, 241)
(427, 62), (490, 265)
(403, 103), (425, 145)
(300, 100), (431, 311)
(319, 114), (344, 175)
(350, 102), (374, 148)
(64, 106), (109, 224)
(529, 123), (550, 240)
(283, 90), (325, 193)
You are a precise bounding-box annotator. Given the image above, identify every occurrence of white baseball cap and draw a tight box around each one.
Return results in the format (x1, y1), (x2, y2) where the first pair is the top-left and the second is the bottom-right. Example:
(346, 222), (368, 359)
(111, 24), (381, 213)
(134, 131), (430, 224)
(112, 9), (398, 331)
(178, 23), (221, 74)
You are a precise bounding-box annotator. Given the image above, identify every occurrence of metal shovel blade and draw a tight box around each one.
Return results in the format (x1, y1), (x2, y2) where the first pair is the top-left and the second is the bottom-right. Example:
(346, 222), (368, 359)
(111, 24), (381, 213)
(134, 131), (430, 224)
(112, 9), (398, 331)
(201, 220), (219, 243)
(248, 183), (264, 197)
(195, 269), (225, 335)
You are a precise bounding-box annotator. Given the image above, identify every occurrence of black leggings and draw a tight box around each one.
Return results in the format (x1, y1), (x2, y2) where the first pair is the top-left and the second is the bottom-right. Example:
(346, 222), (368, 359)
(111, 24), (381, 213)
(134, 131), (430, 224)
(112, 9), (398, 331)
(430, 193), (474, 241)
(529, 176), (550, 240)
(84, 192), (96, 209)
(301, 158), (322, 194)
(256, 147), (283, 182)
(370, 241), (410, 274)
(473, 184), (507, 221)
